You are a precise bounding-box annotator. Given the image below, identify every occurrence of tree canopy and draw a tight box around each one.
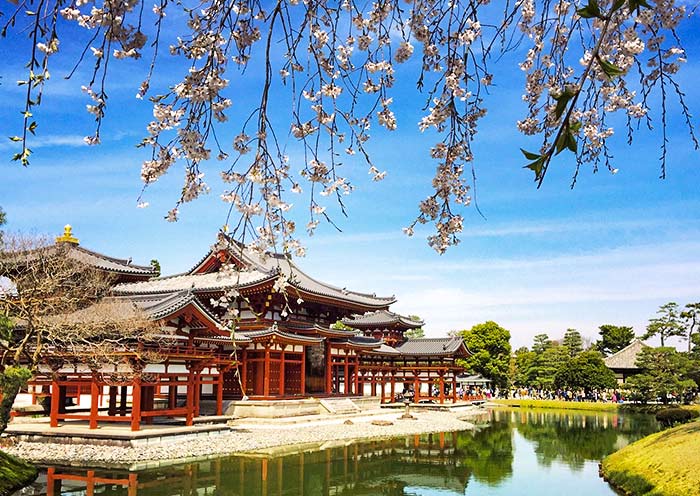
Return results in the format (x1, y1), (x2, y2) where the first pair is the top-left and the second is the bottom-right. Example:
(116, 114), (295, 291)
(595, 324), (635, 356)
(626, 346), (697, 404)
(3, 0), (698, 254)
(562, 328), (583, 357)
(643, 302), (685, 347)
(458, 321), (512, 389)
(553, 350), (616, 392)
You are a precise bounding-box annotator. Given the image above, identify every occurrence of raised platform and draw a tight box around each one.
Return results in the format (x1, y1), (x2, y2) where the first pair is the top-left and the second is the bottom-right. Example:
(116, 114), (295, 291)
(4, 419), (232, 447)
(225, 396), (381, 418)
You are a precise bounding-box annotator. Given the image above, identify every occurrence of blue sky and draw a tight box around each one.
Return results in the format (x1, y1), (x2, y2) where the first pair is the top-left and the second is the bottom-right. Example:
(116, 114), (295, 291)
(1, 5), (699, 348)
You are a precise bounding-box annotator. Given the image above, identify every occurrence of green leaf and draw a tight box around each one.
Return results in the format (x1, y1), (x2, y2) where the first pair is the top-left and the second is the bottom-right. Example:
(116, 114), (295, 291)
(628, 0), (652, 10)
(520, 148), (541, 160)
(523, 156), (546, 181)
(611, 0), (626, 12)
(566, 132), (578, 153)
(553, 88), (576, 120)
(570, 120), (582, 133)
(596, 55), (625, 79)
(576, 0), (602, 18)
(28, 121), (37, 135)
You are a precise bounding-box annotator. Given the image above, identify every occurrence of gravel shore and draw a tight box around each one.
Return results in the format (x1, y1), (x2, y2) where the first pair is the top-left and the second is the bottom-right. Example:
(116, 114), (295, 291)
(6, 410), (481, 468)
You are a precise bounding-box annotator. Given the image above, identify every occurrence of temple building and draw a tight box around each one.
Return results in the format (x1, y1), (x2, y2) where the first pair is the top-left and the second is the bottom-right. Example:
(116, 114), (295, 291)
(15, 226), (469, 431)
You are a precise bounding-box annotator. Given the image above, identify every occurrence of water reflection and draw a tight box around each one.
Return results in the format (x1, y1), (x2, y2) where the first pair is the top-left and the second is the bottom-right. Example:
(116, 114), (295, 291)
(18, 409), (659, 496)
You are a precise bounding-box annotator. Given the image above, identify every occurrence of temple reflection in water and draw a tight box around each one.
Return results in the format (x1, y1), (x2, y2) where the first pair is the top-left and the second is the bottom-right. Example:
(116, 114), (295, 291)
(28, 431), (480, 496)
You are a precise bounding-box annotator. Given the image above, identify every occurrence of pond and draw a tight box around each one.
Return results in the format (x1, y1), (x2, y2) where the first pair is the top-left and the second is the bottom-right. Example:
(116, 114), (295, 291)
(16, 408), (659, 496)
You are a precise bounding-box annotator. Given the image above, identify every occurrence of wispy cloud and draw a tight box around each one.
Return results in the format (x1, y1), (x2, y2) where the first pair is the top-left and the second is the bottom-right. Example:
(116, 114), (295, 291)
(0, 134), (87, 151)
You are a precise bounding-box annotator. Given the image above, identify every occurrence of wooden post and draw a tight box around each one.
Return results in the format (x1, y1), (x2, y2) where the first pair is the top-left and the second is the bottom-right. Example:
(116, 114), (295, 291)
(390, 374), (395, 404)
(89, 373), (99, 429)
(325, 341), (332, 395)
(127, 473), (138, 496)
(354, 357), (360, 395)
(452, 375), (457, 404)
(380, 372), (385, 404)
(344, 356), (350, 396)
(120, 386), (128, 416)
(241, 348), (248, 395)
(439, 374), (445, 404)
(50, 377), (60, 427)
(131, 375), (142, 431)
(168, 378), (177, 410)
(414, 375), (420, 403)
(300, 346), (306, 396)
(46, 467), (56, 494)
(108, 386), (118, 416)
(279, 348), (286, 397)
(216, 368), (225, 415)
(194, 366), (201, 417)
(86, 470), (95, 496)
(263, 345), (271, 398)
(185, 367), (194, 426)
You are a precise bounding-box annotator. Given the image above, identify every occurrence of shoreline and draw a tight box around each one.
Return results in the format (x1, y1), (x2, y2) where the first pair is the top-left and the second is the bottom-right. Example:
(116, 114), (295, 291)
(4, 410), (482, 471)
(600, 420), (700, 496)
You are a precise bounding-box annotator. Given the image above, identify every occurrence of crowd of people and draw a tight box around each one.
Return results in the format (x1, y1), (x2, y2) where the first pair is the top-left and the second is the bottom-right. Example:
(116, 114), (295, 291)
(507, 388), (626, 403)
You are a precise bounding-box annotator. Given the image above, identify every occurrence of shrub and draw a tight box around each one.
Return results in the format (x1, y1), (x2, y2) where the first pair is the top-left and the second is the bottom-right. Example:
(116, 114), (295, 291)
(655, 408), (700, 428)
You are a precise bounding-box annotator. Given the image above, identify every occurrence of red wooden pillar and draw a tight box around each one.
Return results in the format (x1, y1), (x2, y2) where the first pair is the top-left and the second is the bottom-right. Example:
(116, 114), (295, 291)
(325, 341), (332, 395)
(300, 346), (306, 396)
(86, 470), (95, 496)
(452, 375), (457, 404)
(263, 345), (271, 398)
(390, 374), (395, 403)
(47, 467), (56, 494)
(168, 378), (177, 410)
(185, 366), (194, 426)
(354, 357), (360, 395)
(414, 374), (420, 402)
(89, 373), (99, 429)
(216, 367), (225, 415)
(50, 377), (60, 427)
(279, 348), (286, 397)
(128, 473), (138, 496)
(344, 355), (350, 396)
(131, 375), (142, 431)
(439, 374), (445, 404)
(194, 367), (202, 417)
(241, 349), (248, 395)
(380, 372), (385, 404)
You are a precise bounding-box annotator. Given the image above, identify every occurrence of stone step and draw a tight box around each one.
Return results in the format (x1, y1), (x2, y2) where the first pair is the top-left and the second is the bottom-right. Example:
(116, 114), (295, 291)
(319, 398), (361, 415)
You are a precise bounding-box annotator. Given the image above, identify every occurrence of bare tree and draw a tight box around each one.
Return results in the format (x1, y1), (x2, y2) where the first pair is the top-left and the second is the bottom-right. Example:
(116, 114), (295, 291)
(3, 0), (697, 253)
(0, 234), (162, 433)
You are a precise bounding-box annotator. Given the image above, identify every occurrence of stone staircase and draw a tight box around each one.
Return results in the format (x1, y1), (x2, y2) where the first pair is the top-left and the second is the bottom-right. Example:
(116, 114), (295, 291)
(319, 398), (361, 415)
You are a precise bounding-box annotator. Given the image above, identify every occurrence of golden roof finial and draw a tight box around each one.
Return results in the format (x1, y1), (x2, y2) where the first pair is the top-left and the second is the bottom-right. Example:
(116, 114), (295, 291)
(55, 224), (79, 245)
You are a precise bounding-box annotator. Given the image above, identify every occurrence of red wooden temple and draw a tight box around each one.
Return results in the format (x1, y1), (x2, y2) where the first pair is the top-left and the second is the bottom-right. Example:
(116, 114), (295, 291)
(21, 227), (469, 430)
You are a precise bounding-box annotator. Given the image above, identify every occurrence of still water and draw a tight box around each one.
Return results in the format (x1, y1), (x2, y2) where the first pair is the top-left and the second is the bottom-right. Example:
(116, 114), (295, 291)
(17, 408), (659, 496)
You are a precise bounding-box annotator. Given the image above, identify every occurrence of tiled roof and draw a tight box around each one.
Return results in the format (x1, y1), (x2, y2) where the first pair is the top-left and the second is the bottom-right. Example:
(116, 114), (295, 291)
(395, 337), (466, 356)
(346, 335), (382, 349)
(66, 245), (156, 276)
(604, 339), (648, 370)
(341, 309), (423, 329)
(241, 328), (324, 344)
(183, 243), (395, 309)
(112, 270), (272, 295)
(368, 343), (402, 355)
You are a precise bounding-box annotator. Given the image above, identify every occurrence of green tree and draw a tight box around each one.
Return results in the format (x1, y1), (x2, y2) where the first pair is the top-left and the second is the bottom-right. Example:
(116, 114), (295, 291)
(680, 303), (700, 353)
(595, 324), (635, 356)
(643, 302), (685, 347)
(512, 347), (538, 387)
(534, 344), (570, 389)
(150, 259), (161, 277)
(562, 328), (583, 357)
(553, 351), (617, 393)
(458, 321), (512, 389)
(626, 347), (697, 404)
(403, 315), (425, 339)
(532, 334), (551, 355)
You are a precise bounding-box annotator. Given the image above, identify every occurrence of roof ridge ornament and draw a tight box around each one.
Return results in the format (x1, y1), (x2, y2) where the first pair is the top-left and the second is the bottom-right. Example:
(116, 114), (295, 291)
(55, 224), (79, 245)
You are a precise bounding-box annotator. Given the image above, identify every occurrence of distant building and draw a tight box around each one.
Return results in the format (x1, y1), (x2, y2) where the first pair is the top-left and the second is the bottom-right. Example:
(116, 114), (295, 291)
(604, 339), (649, 383)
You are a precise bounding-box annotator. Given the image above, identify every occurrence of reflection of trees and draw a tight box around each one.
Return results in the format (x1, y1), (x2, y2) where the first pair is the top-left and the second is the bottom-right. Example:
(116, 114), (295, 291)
(454, 420), (514, 486)
(491, 409), (658, 471)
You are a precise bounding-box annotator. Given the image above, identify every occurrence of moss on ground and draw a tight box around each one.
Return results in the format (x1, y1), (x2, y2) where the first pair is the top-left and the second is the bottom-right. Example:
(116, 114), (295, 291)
(0, 450), (38, 496)
(491, 399), (620, 412)
(601, 420), (700, 496)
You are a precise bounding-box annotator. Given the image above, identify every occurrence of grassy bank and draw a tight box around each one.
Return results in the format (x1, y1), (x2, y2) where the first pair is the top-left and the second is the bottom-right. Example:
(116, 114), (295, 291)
(0, 450), (38, 496)
(601, 421), (700, 496)
(490, 399), (619, 412)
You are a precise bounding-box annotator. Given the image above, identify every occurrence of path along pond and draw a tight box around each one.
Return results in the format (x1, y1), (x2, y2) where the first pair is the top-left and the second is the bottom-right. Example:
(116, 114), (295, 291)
(15, 408), (660, 496)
